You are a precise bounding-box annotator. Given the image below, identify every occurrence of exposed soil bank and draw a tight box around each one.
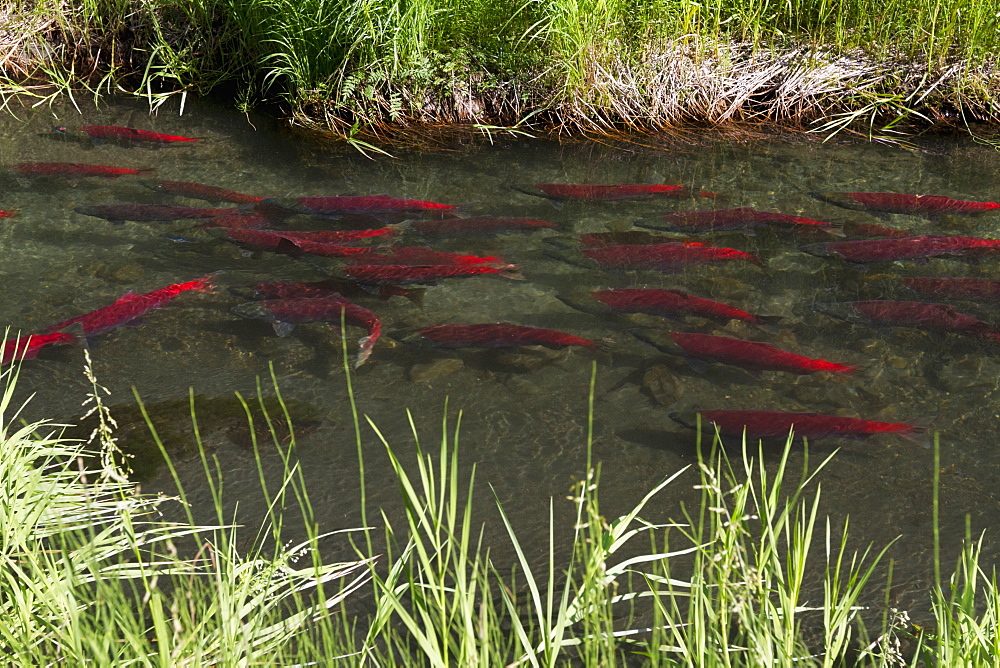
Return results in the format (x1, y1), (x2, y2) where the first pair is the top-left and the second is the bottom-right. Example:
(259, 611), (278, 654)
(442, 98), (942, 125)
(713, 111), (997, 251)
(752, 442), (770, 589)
(3, 2), (999, 141)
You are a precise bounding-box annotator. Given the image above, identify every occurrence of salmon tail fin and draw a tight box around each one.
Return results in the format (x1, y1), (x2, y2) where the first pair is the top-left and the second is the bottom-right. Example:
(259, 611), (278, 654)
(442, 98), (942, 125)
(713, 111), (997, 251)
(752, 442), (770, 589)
(354, 338), (374, 368)
(900, 427), (932, 449)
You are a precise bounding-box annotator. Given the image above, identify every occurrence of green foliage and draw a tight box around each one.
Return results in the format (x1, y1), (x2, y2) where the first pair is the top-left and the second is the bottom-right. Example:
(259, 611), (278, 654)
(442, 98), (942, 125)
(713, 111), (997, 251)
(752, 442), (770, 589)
(3, 0), (999, 139)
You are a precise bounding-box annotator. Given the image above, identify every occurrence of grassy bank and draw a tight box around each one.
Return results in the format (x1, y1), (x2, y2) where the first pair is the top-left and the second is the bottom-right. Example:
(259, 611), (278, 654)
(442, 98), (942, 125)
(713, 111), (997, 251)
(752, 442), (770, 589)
(3, 343), (1000, 665)
(2, 0), (999, 141)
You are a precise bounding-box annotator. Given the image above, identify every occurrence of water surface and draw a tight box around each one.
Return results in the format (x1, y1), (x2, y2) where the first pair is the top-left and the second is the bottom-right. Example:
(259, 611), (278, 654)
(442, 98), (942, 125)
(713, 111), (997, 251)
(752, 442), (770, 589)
(2, 99), (999, 622)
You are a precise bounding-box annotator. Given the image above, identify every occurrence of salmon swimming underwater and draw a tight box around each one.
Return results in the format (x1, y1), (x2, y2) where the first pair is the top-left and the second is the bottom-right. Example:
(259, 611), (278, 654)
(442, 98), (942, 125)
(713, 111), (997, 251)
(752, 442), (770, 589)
(898, 277), (1000, 303)
(671, 409), (924, 444)
(343, 263), (524, 285)
(589, 288), (774, 326)
(268, 228), (399, 244)
(0, 209), (14, 218)
(640, 207), (841, 235)
(258, 195), (457, 218)
(141, 179), (263, 203)
(197, 213), (272, 230)
(219, 229), (381, 258)
(75, 204), (241, 223)
(350, 247), (504, 266)
(812, 191), (1000, 217)
(66, 125), (200, 143)
(525, 183), (716, 201)
(812, 299), (1000, 342)
(1, 332), (75, 366)
(664, 332), (855, 376)
(231, 295), (381, 367)
(45, 276), (215, 336)
(800, 235), (1000, 263)
(13, 162), (154, 178)
(416, 323), (600, 351)
(582, 242), (758, 271)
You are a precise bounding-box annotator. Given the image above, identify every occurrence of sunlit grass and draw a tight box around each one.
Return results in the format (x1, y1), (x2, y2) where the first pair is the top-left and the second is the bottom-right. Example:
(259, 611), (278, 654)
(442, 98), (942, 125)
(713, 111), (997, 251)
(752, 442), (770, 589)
(2, 0), (998, 138)
(1, 326), (999, 663)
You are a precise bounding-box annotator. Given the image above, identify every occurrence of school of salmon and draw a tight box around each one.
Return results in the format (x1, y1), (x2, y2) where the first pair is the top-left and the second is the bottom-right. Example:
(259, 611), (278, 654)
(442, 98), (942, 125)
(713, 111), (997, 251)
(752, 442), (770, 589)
(6, 123), (1000, 448)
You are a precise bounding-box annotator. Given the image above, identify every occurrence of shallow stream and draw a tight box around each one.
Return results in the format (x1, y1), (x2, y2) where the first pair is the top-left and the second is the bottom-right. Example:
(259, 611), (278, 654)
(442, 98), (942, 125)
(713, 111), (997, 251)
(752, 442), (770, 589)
(2, 99), (999, 622)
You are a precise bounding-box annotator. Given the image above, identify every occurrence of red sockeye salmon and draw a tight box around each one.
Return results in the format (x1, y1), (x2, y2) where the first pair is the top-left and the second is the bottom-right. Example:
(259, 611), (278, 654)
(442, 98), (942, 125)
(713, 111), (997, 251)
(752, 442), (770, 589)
(142, 179), (263, 203)
(289, 239), (378, 260)
(899, 277), (1000, 303)
(813, 300), (1000, 341)
(1, 332), (76, 366)
(641, 207), (840, 234)
(582, 242), (758, 271)
(258, 195), (456, 217)
(0, 210), (14, 218)
(198, 213), (272, 230)
(220, 229), (371, 256)
(75, 204), (241, 222)
(591, 288), (772, 325)
(46, 276), (214, 336)
(417, 323), (599, 350)
(403, 216), (555, 236)
(800, 235), (1000, 262)
(530, 183), (717, 200)
(671, 409), (923, 443)
(842, 221), (912, 238)
(220, 228), (300, 253)
(667, 332), (855, 375)
(232, 296), (381, 367)
(812, 191), (1000, 217)
(269, 229), (399, 244)
(13, 162), (154, 178)
(350, 247), (503, 266)
(284, 240), (381, 258)
(73, 125), (200, 143)
(343, 264), (524, 285)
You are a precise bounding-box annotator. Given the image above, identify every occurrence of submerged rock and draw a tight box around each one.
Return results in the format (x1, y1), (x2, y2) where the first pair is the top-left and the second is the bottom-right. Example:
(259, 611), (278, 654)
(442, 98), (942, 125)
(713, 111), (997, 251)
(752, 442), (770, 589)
(642, 364), (682, 406)
(410, 357), (464, 383)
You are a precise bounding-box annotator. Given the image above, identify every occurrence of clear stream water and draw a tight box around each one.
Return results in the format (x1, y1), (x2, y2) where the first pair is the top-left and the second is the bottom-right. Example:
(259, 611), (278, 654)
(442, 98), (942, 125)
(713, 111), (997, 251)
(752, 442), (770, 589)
(3, 98), (1000, 623)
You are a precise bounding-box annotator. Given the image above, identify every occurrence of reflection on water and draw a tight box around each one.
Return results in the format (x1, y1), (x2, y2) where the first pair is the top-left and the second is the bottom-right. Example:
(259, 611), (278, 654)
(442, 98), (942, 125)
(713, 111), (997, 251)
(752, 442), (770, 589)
(3, 98), (1000, 620)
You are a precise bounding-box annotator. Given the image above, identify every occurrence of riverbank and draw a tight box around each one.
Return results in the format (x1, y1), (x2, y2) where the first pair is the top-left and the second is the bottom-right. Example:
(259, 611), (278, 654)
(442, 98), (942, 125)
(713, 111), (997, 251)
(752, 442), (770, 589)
(3, 0), (999, 142)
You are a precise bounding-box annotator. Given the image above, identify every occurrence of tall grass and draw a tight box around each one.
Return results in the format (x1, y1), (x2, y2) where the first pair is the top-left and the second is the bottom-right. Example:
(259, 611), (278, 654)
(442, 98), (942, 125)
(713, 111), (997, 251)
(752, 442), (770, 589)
(0, 344), (372, 664)
(2, 333), (1000, 663)
(3, 0), (999, 136)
